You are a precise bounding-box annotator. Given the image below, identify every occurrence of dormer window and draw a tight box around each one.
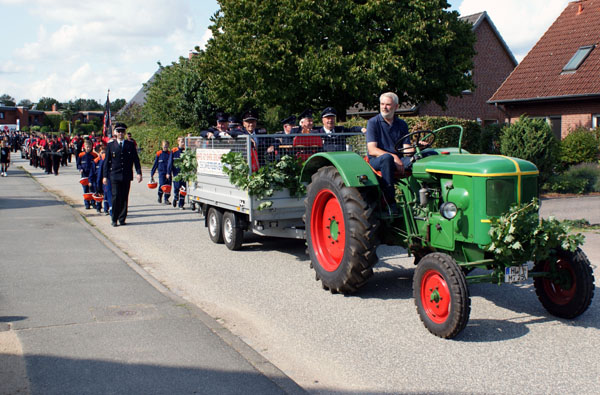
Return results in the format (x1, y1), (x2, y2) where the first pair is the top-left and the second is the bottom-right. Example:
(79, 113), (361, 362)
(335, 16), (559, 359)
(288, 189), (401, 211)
(562, 45), (594, 72)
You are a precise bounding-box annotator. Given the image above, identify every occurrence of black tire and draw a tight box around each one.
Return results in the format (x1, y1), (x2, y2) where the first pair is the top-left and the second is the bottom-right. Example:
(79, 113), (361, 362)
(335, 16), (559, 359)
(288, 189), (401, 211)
(223, 211), (243, 250)
(413, 252), (470, 339)
(305, 166), (380, 294)
(533, 247), (595, 319)
(207, 207), (223, 244)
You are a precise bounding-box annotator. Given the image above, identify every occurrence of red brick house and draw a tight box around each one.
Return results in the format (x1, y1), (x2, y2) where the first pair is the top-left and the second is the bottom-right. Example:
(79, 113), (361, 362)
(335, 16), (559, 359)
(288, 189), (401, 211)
(348, 11), (517, 125)
(489, 0), (600, 139)
(0, 106), (46, 131)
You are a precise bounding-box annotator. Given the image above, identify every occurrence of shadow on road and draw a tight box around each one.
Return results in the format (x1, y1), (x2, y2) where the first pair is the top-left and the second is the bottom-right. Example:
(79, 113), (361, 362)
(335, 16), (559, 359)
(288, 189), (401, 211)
(0, 316), (27, 322)
(0, 197), (63, 210)
(0, 354), (289, 394)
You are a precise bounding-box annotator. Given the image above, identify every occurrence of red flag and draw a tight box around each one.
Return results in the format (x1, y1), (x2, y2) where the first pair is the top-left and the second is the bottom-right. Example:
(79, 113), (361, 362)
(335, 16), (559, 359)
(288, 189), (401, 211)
(103, 91), (112, 138)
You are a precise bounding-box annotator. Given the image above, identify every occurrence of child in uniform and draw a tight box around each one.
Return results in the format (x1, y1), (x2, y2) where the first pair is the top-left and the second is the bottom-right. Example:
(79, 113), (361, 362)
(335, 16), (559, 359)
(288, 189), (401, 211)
(151, 140), (172, 204)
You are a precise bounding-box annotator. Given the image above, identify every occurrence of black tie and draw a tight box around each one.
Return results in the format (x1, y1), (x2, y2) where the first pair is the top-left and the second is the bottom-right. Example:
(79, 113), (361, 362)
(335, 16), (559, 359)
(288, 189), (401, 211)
(120, 141), (123, 149)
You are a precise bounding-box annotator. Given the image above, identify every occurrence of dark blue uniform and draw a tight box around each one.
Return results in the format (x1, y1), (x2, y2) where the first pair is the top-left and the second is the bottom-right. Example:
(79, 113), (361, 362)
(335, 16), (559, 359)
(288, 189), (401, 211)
(314, 125), (364, 152)
(167, 147), (186, 208)
(151, 149), (172, 203)
(77, 151), (97, 209)
(96, 153), (112, 215)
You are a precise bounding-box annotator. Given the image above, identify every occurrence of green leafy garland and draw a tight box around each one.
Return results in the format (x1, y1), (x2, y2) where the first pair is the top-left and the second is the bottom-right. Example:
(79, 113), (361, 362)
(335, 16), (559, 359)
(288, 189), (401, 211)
(221, 152), (306, 210)
(173, 149), (197, 183)
(487, 198), (585, 266)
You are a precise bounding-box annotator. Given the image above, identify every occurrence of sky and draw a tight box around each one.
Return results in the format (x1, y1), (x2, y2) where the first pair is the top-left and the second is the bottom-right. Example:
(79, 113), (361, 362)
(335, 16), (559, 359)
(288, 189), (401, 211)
(0, 0), (573, 106)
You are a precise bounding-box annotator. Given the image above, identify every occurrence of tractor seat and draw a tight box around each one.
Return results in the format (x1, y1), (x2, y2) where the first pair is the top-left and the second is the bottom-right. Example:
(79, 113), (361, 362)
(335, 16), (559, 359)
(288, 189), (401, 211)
(363, 156), (411, 179)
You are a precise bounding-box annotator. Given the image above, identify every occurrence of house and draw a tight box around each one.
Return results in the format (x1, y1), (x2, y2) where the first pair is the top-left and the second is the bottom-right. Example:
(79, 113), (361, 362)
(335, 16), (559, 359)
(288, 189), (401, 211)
(0, 106), (46, 131)
(348, 11), (517, 126)
(489, 0), (600, 139)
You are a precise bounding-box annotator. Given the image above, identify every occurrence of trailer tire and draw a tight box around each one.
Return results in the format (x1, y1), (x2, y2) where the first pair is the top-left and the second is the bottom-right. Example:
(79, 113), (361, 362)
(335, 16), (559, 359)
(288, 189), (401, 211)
(534, 247), (594, 319)
(207, 207), (224, 244)
(223, 211), (243, 250)
(305, 166), (380, 294)
(413, 252), (470, 339)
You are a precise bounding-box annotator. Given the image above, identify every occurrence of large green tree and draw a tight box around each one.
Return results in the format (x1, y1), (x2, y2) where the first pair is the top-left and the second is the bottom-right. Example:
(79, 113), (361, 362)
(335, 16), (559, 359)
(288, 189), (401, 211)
(201, 0), (475, 118)
(17, 99), (33, 108)
(35, 97), (60, 111)
(143, 58), (216, 129)
(0, 94), (16, 106)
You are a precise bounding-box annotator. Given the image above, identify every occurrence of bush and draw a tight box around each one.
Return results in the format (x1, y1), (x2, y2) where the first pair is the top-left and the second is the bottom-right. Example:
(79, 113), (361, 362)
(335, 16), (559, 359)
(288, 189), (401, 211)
(21, 126), (29, 133)
(44, 114), (61, 131)
(128, 125), (197, 165)
(59, 120), (69, 132)
(40, 126), (51, 134)
(75, 123), (95, 135)
(542, 163), (600, 194)
(559, 127), (599, 167)
(405, 116), (482, 154)
(500, 116), (559, 182)
(479, 123), (504, 154)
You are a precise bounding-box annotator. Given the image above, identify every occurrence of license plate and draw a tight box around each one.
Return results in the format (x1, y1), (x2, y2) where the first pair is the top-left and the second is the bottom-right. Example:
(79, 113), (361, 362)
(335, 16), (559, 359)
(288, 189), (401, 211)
(505, 264), (528, 283)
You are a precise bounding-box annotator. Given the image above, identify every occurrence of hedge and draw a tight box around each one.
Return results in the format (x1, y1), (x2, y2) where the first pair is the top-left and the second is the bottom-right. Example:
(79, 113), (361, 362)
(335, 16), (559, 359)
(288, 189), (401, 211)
(128, 125), (199, 165)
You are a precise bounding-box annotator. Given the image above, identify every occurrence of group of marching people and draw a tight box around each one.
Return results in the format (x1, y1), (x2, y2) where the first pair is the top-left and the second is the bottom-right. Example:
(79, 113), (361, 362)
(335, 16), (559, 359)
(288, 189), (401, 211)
(150, 137), (187, 209)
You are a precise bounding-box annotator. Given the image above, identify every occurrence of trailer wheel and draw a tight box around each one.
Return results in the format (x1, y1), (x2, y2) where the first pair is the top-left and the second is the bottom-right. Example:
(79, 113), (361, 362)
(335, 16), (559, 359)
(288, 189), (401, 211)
(413, 252), (470, 339)
(534, 247), (594, 319)
(305, 166), (379, 294)
(207, 207), (223, 244)
(223, 211), (243, 250)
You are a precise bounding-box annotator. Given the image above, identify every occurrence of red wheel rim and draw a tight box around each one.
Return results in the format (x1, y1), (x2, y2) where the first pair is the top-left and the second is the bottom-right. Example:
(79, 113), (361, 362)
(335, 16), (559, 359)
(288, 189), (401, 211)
(542, 258), (576, 305)
(310, 189), (346, 272)
(420, 270), (451, 324)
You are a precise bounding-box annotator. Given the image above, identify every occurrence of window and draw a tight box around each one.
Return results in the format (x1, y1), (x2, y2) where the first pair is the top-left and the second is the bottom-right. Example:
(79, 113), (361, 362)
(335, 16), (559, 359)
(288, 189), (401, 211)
(0, 112), (4, 119)
(593, 114), (600, 128)
(562, 45), (594, 72)
(462, 70), (473, 94)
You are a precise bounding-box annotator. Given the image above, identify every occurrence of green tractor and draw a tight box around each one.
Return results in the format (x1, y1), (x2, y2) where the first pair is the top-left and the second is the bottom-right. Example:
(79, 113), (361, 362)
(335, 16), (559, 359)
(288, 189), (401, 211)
(301, 126), (595, 338)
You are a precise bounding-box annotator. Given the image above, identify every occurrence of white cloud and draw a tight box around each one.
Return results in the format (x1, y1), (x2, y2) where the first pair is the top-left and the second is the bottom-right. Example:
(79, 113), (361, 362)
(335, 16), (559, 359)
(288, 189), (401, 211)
(198, 28), (213, 50)
(459, 0), (570, 61)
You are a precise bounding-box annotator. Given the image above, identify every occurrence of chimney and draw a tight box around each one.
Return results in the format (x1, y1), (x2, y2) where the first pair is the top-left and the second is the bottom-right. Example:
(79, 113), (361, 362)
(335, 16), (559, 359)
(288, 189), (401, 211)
(188, 51), (198, 60)
(577, 2), (584, 15)
(52, 103), (57, 112)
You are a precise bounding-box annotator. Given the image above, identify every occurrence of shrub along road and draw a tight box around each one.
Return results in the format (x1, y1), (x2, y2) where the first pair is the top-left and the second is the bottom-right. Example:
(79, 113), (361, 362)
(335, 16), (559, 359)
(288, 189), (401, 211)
(14, 156), (600, 394)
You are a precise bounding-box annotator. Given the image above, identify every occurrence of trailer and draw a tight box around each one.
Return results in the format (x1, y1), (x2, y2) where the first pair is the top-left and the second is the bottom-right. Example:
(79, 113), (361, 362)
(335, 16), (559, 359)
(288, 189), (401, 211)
(185, 133), (365, 250)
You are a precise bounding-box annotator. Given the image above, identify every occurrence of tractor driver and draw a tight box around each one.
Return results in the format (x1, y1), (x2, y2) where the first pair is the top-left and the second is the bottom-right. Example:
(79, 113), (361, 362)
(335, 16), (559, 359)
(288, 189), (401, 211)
(366, 92), (412, 213)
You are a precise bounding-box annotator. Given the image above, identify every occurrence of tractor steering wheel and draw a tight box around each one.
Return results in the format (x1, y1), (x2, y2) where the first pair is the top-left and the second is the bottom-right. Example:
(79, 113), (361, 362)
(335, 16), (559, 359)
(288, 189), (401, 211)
(394, 130), (436, 156)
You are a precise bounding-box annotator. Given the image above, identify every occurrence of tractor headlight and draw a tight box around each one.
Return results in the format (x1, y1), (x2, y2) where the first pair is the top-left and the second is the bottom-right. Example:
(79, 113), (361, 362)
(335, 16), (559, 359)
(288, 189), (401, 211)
(440, 202), (458, 219)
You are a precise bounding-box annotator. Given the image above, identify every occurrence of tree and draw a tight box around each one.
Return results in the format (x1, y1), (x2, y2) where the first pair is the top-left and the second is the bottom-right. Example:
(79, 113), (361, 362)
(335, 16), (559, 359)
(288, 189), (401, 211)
(0, 94), (16, 106)
(35, 97), (60, 111)
(67, 98), (102, 111)
(17, 99), (33, 108)
(110, 98), (127, 113)
(143, 58), (216, 129)
(201, 0), (475, 118)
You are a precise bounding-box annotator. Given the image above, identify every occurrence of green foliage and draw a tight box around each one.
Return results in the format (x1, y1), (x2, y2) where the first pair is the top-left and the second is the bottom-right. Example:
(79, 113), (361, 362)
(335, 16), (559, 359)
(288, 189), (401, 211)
(35, 97), (59, 111)
(40, 126), (51, 134)
(67, 98), (102, 111)
(479, 123), (504, 154)
(405, 116), (482, 153)
(75, 123), (95, 135)
(117, 102), (144, 126)
(221, 152), (306, 210)
(500, 116), (559, 182)
(0, 94), (16, 106)
(127, 125), (197, 165)
(109, 98), (126, 114)
(202, 0), (475, 117)
(173, 149), (197, 183)
(20, 126), (29, 132)
(44, 114), (61, 131)
(143, 58), (216, 130)
(17, 99), (33, 108)
(559, 127), (599, 167)
(59, 120), (69, 132)
(487, 199), (585, 267)
(542, 163), (600, 194)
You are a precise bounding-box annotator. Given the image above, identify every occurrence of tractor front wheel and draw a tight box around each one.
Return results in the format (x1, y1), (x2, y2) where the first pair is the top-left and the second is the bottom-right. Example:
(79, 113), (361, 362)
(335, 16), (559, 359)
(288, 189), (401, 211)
(533, 247), (594, 319)
(305, 166), (380, 294)
(413, 252), (470, 339)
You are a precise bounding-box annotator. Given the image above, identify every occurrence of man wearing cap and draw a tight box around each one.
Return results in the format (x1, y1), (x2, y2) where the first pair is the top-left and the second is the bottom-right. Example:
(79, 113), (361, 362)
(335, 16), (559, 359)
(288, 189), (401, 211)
(200, 112), (233, 139)
(316, 107), (366, 152)
(275, 115), (297, 145)
(366, 92), (412, 214)
(292, 109), (317, 134)
(238, 109), (276, 166)
(102, 122), (142, 227)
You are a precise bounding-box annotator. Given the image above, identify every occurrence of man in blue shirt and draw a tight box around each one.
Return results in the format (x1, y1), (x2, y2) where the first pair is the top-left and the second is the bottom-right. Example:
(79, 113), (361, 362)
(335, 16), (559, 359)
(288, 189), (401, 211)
(366, 92), (411, 213)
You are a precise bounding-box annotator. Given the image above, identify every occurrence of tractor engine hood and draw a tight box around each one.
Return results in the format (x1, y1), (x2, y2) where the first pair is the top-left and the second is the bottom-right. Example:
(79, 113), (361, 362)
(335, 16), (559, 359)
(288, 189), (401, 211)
(411, 154), (539, 179)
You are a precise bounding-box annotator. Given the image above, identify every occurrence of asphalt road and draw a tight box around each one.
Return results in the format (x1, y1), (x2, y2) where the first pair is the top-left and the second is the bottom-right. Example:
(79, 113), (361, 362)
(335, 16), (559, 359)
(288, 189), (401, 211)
(15, 156), (600, 394)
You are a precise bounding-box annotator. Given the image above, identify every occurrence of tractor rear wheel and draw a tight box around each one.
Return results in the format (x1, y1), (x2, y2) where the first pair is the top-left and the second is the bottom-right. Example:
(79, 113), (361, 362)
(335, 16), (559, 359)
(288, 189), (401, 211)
(305, 166), (380, 294)
(413, 252), (470, 339)
(207, 207), (223, 244)
(533, 247), (594, 318)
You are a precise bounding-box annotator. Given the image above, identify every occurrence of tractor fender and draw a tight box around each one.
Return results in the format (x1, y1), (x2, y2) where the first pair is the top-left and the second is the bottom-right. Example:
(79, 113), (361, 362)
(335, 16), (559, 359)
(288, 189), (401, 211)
(300, 152), (380, 188)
